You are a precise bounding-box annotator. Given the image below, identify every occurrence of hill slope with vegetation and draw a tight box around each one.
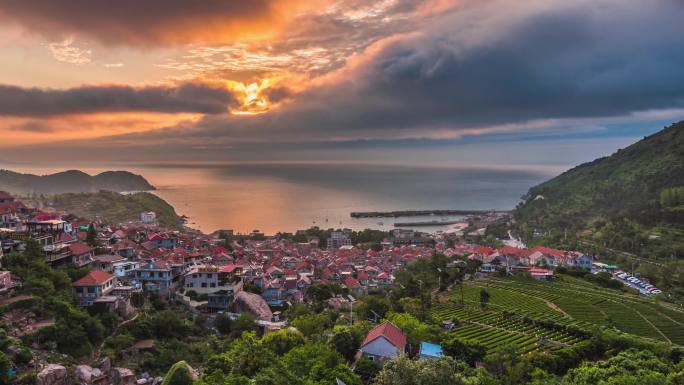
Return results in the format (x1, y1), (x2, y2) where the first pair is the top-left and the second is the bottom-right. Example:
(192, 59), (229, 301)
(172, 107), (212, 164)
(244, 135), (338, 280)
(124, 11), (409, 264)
(0, 169), (155, 195)
(515, 121), (684, 255)
(37, 191), (181, 229)
(514, 121), (684, 299)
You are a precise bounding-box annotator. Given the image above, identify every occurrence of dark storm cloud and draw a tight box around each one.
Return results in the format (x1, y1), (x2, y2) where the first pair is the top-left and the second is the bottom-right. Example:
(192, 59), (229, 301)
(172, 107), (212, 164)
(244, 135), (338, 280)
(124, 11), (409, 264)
(183, 0), (684, 142)
(0, 0), (280, 45)
(0, 83), (235, 117)
(7, 121), (54, 132)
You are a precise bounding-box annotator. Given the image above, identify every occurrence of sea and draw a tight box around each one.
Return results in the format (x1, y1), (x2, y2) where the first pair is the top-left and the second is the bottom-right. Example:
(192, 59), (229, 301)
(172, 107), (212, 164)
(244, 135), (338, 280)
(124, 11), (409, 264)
(4, 162), (556, 235)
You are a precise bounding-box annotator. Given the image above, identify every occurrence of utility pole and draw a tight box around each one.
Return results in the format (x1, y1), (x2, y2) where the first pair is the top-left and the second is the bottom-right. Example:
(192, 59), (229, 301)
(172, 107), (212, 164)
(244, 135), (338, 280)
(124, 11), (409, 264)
(347, 295), (356, 326)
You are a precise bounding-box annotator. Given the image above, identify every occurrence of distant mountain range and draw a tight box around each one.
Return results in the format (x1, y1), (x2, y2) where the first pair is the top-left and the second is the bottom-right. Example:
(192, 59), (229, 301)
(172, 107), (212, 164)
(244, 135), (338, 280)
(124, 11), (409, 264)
(0, 169), (155, 195)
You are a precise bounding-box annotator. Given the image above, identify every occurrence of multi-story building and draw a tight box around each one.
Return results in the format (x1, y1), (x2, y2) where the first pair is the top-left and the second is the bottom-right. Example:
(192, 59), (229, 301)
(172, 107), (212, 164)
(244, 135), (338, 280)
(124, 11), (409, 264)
(327, 229), (352, 250)
(72, 271), (116, 306)
(183, 265), (243, 311)
(140, 211), (156, 224)
(130, 260), (174, 297)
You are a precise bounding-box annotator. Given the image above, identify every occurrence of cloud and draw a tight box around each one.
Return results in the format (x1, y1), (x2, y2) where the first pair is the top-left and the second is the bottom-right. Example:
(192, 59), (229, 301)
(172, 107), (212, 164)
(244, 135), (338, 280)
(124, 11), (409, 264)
(0, 0), (321, 46)
(7, 121), (54, 132)
(0, 82), (236, 117)
(175, 0), (684, 143)
(46, 37), (92, 65)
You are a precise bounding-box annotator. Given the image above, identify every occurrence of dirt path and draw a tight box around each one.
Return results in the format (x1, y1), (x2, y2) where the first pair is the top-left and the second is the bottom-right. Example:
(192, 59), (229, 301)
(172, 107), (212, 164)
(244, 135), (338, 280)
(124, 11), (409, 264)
(91, 313), (139, 361)
(0, 294), (33, 305)
(545, 300), (569, 317)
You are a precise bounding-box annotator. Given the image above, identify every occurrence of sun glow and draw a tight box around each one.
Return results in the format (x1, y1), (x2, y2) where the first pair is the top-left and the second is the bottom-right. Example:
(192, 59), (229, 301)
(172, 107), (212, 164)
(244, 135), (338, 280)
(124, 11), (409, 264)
(226, 78), (277, 115)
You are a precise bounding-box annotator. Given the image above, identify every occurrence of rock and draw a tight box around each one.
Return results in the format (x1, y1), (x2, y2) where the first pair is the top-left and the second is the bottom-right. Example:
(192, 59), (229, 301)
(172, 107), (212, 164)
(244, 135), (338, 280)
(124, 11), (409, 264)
(100, 357), (112, 373)
(141, 372), (150, 379)
(37, 364), (68, 385)
(136, 379), (148, 385)
(92, 368), (102, 377)
(75, 365), (94, 383)
(152, 376), (163, 385)
(111, 368), (136, 385)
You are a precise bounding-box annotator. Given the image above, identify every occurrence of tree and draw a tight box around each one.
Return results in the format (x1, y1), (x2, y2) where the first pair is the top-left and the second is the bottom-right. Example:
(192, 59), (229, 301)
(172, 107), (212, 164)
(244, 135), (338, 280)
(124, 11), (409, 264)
(0, 351), (12, 385)
(355, 357), (381, 384)
(291, 312), (335, 337)
(373, 355), (493, 385)
(442, 336), (486, 366)
(86, 223), (98, 247)
(282, 343), (344, 378)
(261, 328), (306, 355)
(230, 313), (258, 339)
(385, 312), (442, 349)
(205, 332), (275, 378)
(357, 295), (391, 321)
(162, 361), (194, 385)
(479, 289), (490, 309)
(331, 330), (359, 361)
(214, 313), (233, 335)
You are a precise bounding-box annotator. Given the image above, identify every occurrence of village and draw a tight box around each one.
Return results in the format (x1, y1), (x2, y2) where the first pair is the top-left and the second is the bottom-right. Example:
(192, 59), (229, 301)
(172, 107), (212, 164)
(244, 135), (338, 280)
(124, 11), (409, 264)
(0, 190), (630, 384)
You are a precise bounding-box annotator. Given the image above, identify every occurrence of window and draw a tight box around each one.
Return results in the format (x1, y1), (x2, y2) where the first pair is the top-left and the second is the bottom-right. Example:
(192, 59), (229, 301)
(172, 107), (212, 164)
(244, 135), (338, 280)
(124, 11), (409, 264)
(210, 283), (216, 288)
(87, 287), (96, 293)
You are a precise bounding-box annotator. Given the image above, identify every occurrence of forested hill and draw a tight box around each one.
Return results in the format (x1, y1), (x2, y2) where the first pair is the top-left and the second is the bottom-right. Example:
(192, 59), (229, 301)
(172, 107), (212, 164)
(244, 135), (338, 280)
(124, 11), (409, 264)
(515, 120), (684, 257)
(0, 169), (155, 195)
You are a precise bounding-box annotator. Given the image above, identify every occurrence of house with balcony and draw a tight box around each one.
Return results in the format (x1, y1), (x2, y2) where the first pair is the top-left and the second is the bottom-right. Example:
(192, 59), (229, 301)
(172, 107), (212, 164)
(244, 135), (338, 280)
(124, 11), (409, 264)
(68, 243), (94, 267)
(130, 260), (174, 297)
(72, 271), (116, 306)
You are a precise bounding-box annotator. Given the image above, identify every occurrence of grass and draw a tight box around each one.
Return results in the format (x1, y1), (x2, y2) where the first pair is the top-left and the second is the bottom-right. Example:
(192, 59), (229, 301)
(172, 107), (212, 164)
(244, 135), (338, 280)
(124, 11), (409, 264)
(432, 276), (684, 347)
(40, 191), (182, 229)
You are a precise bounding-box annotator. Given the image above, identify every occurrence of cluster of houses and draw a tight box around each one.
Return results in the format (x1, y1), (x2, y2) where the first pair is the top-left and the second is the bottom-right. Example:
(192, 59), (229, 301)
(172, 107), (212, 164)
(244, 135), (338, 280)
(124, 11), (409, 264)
(455, 244), (593, 280)
(0, 190), (594, 324)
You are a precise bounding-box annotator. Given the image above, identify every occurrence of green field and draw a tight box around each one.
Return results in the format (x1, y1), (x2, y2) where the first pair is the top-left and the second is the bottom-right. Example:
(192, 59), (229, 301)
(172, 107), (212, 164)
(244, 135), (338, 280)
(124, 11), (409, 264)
(431, 276), (684, 349)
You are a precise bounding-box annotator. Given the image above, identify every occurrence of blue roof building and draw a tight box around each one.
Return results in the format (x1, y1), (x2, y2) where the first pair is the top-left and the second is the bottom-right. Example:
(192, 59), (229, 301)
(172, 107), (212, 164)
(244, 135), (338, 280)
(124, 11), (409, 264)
(419, 342), (443, 359)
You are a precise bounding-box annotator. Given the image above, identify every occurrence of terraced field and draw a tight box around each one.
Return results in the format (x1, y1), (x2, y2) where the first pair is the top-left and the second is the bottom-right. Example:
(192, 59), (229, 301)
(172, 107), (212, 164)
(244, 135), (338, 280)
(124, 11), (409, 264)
(433, 276), (684, 347)
(431, 304), (586, 353)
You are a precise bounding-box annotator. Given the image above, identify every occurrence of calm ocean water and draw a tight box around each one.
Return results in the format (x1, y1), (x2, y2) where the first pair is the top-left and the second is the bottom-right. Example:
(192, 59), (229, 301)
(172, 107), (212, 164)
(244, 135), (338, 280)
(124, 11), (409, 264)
(5, 162), (554, 234)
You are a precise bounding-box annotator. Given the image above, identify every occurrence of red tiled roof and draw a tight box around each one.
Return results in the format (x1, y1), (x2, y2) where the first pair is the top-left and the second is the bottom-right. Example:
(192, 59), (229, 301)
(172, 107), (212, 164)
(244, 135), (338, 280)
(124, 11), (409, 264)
(72, 271), (114, 286)
(362, 322), (406, 351)
(220, 264), (240, 273)
(68, 243), (92, 256)
(499, 246), (532, 258)
(0, 201), (26, 213)
(532, 246), (566, 258)
(0, 191), (14, 199)
(345, 276), (361, 288)
(474, 246), (496, 256)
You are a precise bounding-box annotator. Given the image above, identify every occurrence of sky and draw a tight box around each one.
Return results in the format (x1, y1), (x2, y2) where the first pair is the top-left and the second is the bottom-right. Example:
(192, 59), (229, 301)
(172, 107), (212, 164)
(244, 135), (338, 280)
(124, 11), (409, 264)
(0, 0), (683, 170)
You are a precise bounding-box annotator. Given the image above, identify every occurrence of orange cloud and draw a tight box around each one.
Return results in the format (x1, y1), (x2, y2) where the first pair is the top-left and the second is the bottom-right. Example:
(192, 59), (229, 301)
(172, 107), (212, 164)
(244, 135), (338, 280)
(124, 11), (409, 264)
(0, 112), (203, 146)
(0, 0), (326, 46)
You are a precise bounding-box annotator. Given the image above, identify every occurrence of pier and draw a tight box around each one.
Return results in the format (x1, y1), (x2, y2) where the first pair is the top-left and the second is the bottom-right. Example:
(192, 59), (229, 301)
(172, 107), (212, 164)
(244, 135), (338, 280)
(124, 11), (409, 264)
(350, 209), (507, 218)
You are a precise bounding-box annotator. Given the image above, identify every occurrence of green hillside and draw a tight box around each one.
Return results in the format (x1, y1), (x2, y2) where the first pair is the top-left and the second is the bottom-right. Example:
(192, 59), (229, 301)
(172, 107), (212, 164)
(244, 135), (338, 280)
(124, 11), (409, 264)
(515, 121), (684, 256)
(34, 191), (181, 229)
(433, 276), (684, 346)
